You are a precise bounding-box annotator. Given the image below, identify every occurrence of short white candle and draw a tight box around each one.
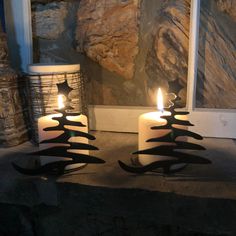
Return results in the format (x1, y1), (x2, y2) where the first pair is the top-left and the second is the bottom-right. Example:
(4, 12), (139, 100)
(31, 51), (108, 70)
(38, 93), (88, 170)
(38, 114), (88, 170)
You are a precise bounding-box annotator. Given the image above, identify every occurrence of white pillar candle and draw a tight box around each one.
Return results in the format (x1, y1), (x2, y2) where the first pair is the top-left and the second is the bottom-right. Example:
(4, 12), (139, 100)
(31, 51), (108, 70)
(38, 113), (88, 170)
(138, 111), (171, 166)
(138, 88), (187, 168)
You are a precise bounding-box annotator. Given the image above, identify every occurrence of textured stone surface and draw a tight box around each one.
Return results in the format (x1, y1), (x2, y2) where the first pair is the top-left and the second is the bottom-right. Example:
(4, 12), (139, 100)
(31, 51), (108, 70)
(73, 0), (191, 106)
(0, 70), (29, 147)
(0, 21), (29, 147)
(31, 0), (236, 107)
(32, 2), (68, 40)
(31, 0), (81, 63)
(76, 0), (140, 80)
(145, 0), (190, 106)
(0, 132), (236, 235)
(197, 0), (236, 108)
(216, 0), (236, 20)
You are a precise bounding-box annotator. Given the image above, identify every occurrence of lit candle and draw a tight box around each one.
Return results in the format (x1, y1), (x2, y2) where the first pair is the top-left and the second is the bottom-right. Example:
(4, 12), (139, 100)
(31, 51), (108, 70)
(38, 95), (88, 170)
(138, 88), (187, 166)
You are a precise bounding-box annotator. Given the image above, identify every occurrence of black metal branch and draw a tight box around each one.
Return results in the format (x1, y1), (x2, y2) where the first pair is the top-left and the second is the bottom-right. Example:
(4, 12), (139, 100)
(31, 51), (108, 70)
(12, 161), (77, 176)
(133, 142), (205, 155)
(119, 151), (210, 174)
(148, 128), (203, 142)
(134, 147), (210, 164)
(51, 116), (86, 127)
(29, 146), (104, 163)
(151, 124), (172, 129)
(170, 141), (206, 150)
(43, 124), (64, 131)
(118, 160), (183, 174)
(156, 115), (194, 126)
(69, 142), (99, 150)
(172, 111), (189, 115)
(40, 130), (96, 144)
(39, 141), (98, 151)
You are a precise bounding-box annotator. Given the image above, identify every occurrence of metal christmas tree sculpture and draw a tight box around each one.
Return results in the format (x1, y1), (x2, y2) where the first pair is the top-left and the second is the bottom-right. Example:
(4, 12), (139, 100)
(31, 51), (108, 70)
(13, 80), (105, 175)
(119, 94), (211, 174)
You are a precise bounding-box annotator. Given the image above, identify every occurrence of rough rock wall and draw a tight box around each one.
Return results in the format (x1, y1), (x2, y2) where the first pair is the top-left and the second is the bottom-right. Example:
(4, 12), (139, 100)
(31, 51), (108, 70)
(31, 1), (81, 63)
(196, 0), (236, 108)
(32, 2), (68, 40)
(76, 0), (140, 80)
(145, 0), (190, 106)
(75, 0), (190, 106)
(216, 0), (236, 20)
(32, 0), (236, 108)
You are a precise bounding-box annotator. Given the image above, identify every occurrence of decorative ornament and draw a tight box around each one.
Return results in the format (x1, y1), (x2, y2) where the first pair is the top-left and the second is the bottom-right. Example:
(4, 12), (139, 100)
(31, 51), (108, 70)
(119, 94), (211, 174)
(12, 79), (105, 175)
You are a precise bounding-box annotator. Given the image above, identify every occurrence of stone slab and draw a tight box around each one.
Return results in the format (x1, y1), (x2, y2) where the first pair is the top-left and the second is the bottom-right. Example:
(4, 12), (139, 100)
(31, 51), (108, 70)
(0, 131), (236, 235)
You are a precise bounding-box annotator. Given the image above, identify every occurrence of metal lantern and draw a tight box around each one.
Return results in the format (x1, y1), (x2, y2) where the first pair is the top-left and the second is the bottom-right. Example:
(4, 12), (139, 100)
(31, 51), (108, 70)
(27, 64), (87, 144)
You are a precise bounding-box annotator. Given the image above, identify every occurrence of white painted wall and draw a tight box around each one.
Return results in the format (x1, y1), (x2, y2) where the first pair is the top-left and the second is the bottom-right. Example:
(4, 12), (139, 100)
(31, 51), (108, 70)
(89, 106), (236, 138)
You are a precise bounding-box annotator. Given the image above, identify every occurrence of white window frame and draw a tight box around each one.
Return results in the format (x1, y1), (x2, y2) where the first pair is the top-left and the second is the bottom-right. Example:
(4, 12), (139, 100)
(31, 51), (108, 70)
(5, 0), (236, 138)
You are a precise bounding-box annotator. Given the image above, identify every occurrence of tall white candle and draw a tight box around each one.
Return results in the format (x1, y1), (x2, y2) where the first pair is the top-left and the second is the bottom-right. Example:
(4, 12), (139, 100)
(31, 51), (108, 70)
(138, 111), (171, 165)
(138, 88), (187, 168)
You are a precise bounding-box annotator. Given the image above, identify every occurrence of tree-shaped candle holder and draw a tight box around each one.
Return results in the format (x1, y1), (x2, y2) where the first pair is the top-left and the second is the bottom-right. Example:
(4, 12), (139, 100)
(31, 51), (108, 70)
(13, 80), (105, 175)
(119, 95), (211, 174)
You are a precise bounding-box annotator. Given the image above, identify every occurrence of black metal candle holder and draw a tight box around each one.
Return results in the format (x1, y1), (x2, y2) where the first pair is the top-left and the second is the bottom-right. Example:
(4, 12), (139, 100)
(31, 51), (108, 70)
(119, 95), (211, 174)
(13, 79), (105, 175)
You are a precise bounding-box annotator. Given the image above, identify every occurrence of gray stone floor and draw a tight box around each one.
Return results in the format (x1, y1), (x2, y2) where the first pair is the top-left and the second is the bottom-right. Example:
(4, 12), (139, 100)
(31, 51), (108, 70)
(0, 131), (236, 235)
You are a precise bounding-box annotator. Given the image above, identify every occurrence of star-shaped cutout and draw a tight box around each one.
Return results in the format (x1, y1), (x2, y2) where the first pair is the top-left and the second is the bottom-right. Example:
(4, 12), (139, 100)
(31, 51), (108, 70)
(56, 80), (73, 98)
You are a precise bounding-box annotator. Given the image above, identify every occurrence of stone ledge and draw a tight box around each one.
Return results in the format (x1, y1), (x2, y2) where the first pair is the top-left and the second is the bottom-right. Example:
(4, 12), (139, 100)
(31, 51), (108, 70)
(0, 183), (235, 235)
(0, 131), (236, 235)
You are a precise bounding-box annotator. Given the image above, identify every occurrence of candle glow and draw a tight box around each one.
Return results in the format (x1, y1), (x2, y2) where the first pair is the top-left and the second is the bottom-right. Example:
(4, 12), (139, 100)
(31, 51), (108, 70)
(38, 99), (88, 169)
(58, 94), (65, 109)
(157, 88), (164, 112)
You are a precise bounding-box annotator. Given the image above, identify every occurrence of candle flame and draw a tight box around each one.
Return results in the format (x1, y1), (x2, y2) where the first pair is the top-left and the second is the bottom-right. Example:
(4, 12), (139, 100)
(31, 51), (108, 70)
(157, 88), (164, 112)
(58, 94), (65, 109)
